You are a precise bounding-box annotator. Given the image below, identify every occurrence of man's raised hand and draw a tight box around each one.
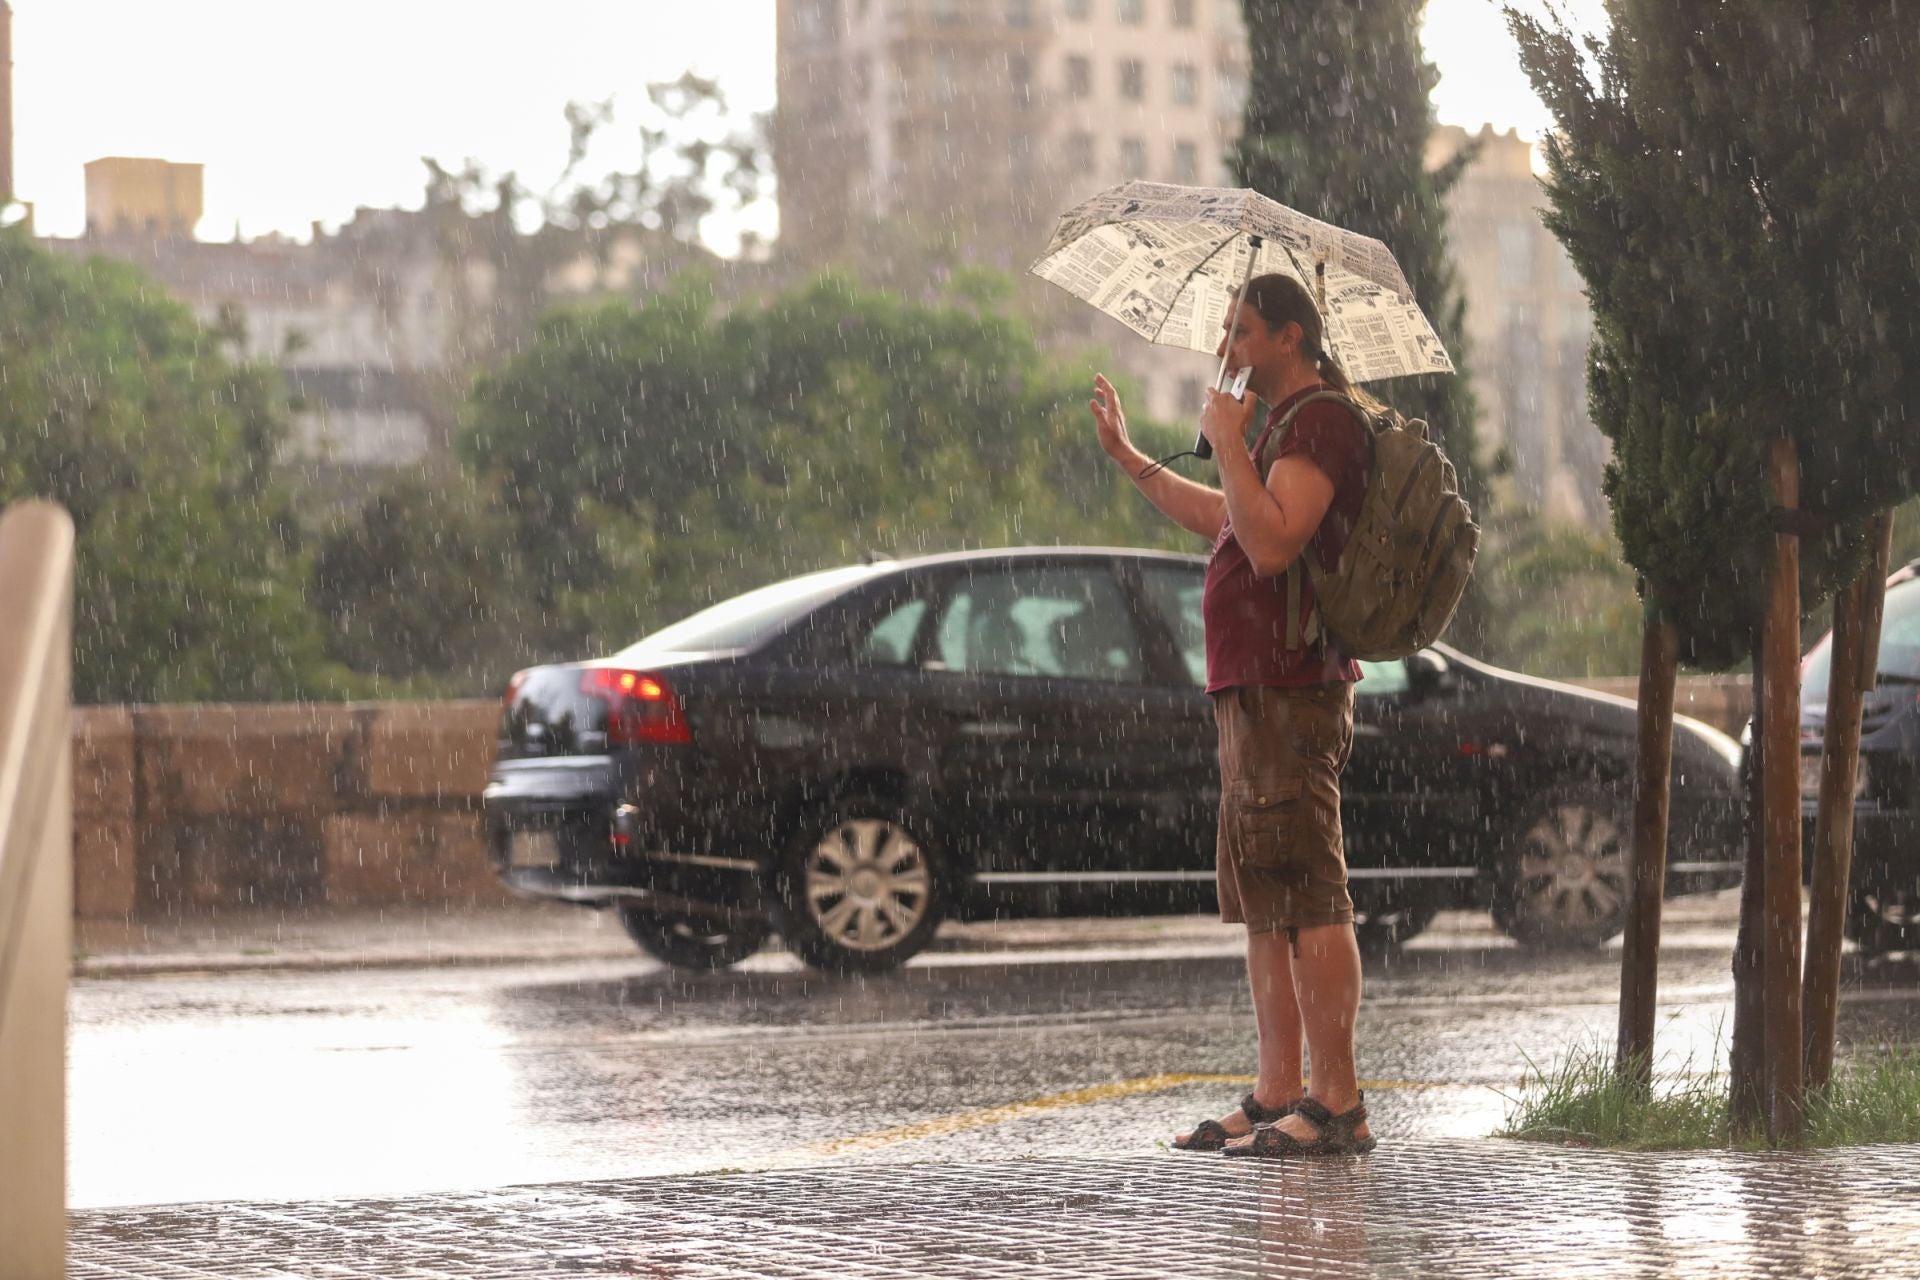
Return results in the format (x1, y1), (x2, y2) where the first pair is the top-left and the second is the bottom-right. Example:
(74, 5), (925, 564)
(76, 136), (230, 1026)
(1090, 374), (1133, 462)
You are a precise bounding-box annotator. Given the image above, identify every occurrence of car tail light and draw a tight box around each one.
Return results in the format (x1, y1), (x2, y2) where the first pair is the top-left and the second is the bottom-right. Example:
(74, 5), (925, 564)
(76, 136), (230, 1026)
(502, 668), (531, 710)
(579, 668), (692, 746)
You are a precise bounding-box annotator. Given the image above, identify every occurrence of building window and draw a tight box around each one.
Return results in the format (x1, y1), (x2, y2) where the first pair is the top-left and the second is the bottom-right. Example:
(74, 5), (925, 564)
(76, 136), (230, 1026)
(1006, 0), (1035, 27)
(1498, 222), (1534, 288)
(1172, 0), (1195, 26)
(1172, 139), (1199, 182)
(795, 0), (835, 40)
(1119, 136), (1146, 176)
(1118, 0), (1145, 23)
(932, 49), (957, 102)
(1008, 53), (1032, 106)
(1065, 55), (1092, 98)
(1119, 58), (1145, 101)
(931, 0), (964, 24)
(1065, 0), (1090, 17)
(1216, 63), (1246, 116)
(1010, 132), (1034, 179)
(1170, 62), (1197, 105)
(1066, 133), (1096, 173)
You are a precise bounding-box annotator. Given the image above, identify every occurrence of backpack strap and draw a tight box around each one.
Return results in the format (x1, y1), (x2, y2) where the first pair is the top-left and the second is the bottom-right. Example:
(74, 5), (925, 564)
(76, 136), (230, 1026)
(1261, 391), (1368, 651)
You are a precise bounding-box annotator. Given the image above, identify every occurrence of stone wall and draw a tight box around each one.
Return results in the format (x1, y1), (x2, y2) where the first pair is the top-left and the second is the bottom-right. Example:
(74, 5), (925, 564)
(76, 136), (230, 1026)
(67, 679), (1754, 920)
(71, 701), (511, 920)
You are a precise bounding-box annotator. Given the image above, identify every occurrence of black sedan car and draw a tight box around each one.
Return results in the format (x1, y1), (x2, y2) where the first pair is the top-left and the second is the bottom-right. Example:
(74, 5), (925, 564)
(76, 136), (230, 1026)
(1795, 557), (1920, 954)
(484, 547), (1743, 972)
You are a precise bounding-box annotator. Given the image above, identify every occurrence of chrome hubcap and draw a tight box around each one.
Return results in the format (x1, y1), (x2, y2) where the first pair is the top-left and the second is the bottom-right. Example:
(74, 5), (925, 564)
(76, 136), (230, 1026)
(1515, 804), (1629, 932)
(804, 818), (931, 952)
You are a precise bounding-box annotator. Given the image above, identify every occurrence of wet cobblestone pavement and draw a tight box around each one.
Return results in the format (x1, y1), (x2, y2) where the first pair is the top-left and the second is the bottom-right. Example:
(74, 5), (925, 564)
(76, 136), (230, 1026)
(69, 1139), (1920, 1278)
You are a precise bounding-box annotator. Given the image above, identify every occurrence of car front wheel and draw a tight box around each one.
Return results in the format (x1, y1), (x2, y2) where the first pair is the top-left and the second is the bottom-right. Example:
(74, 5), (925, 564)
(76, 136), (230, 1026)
(774, 795), (947, 974)
(618, 907), (770, 971)
(1493, 791), (1632, 950)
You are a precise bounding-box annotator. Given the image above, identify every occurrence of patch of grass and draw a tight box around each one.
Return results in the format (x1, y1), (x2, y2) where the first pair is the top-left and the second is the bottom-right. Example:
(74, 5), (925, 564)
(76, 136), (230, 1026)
(1806, 1047), (1920, 1146)
(1497, 1039), (1727, 1151)
(1499, 1038), (1920, 1151)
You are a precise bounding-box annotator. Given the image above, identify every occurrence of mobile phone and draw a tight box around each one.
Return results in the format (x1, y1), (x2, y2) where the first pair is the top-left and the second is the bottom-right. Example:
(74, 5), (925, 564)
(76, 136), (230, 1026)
(1229, 366), (1252, 401)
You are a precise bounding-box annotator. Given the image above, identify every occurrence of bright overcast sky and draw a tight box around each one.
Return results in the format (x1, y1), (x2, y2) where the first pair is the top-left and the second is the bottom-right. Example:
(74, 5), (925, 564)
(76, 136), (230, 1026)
(9, 0), (1602, 251)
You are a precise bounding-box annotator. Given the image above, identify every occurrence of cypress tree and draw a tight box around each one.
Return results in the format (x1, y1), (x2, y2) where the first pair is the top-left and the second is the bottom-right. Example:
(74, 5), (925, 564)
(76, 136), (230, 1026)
(1509, 2), (1920, 669)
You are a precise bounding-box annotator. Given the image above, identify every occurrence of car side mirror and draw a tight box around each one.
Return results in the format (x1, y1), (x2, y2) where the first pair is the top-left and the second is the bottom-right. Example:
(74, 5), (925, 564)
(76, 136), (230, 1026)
(1406, 650), (1452, 697)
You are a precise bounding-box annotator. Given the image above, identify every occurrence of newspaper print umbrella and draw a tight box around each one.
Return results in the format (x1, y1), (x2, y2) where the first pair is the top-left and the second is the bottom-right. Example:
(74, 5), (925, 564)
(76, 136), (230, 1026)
(1030, 180), (1454, 385)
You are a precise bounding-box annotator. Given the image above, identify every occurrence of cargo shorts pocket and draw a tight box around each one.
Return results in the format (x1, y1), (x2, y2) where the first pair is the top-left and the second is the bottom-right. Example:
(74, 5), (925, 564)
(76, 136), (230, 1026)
(1225, 776), (1305, 870)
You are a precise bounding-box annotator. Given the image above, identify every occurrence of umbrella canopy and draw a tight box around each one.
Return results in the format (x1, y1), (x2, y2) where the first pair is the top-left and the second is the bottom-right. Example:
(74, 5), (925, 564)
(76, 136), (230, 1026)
(1030, 180), (1453, 384)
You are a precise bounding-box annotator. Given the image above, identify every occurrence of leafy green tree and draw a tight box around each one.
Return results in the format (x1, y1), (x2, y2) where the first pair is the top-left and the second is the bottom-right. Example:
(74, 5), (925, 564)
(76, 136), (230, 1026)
(1477, 509), (1642, 677)
(1233, 0), (1488, 523)
(461, 270), (1179, 653)
(310, 471), (541, 695)
(420, 74), (772, 365)
(0, 230), (340, 703)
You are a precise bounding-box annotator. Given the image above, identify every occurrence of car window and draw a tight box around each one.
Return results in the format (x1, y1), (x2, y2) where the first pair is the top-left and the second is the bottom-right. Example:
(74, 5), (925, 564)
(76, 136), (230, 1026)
(860, 597), (930, 666)
(1135, 562), (1207, 686)
(1356, 659), (1410, 697)
(1804, 576), (1920, 700)
(933, 565), (1147, 683)
(619, 564), (887, 655)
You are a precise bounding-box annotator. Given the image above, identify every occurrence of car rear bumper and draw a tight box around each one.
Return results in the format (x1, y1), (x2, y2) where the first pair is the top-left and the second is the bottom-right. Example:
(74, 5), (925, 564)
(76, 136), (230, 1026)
(485, 797), (770, 920)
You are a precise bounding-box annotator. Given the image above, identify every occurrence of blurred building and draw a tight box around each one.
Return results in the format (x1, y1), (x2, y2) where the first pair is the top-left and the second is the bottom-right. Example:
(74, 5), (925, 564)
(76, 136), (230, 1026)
(775, 0), (1249, 423)
(42, 184), (726, 505)
(84, 157), (205, 238)
(1432, 124), (1608, 528)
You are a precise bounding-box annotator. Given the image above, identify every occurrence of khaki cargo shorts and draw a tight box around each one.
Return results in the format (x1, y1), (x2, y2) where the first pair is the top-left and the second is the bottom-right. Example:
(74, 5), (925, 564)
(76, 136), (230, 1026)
(1212, 682), (1357, 933)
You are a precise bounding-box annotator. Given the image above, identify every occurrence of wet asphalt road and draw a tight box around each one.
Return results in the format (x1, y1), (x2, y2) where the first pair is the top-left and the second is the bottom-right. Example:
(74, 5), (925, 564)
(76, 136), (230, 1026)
(69, 903), (1920, 1210)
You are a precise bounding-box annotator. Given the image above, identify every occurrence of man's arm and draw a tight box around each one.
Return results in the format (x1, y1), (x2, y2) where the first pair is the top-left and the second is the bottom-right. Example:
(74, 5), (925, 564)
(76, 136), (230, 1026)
(1091, 374), (1227, 540)
(1201, 389), (1334, 578)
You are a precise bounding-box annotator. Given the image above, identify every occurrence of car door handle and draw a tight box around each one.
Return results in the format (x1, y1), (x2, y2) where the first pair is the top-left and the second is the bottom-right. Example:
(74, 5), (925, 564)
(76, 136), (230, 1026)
(937, 708), (1027, 738)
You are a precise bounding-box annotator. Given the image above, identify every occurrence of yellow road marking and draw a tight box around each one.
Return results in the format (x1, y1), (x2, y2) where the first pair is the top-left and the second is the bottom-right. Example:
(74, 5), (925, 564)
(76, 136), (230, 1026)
(784, 1073), (1449, 1160)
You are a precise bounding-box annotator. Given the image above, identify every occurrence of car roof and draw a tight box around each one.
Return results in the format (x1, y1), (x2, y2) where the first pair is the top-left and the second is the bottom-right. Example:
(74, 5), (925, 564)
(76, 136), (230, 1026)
(864, 545), (1208, 574)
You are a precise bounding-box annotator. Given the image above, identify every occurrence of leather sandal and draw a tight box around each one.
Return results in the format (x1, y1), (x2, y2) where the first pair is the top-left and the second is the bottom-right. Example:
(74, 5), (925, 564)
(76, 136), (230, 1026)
(1222, 1093), (1376, 1158)
(1172, 1092), (1297, 1152)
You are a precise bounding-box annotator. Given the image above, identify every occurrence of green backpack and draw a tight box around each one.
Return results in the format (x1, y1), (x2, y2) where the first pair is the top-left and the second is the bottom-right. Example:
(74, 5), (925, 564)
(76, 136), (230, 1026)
(1256, 391), (1480, 662)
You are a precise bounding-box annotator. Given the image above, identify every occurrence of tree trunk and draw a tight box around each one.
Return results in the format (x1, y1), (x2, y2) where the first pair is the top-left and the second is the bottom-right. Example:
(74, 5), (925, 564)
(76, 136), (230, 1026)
(1761, 437), (1805, 1144)
(1730, 627), (1768, 1139)
(1616, 610), (1677, 1091)
(1804, 510), (1896, 1090)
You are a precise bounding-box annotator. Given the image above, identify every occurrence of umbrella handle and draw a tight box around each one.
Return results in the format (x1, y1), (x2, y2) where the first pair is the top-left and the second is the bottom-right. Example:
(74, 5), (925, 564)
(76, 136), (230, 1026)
(1195, 234), (1263, 462)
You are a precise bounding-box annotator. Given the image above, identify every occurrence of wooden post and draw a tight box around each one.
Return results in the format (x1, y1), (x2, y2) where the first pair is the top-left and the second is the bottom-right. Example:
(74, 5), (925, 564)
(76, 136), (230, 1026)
(1761, 437), (1805, 1144)
(1804, 510), (1896, 1090)
(1617, 608), (1677, 1090)
(1730, 628), (1768, 1138)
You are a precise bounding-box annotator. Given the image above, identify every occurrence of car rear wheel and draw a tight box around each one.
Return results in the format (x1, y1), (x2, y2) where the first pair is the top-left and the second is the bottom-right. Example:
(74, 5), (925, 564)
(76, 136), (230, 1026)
(774, 795), (947, 974)
(1847, 884), (1918, 957)
(618, 907), (770, 971)
(1493, 791), (1632, 950)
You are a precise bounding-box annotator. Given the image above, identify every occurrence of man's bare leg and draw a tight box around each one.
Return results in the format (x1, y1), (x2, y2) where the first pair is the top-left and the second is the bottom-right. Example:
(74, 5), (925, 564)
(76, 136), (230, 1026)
(1270, 921), (1369, 1142)
(1172, 927), (1304, 1144)
(1247, 927), (1306, 1108)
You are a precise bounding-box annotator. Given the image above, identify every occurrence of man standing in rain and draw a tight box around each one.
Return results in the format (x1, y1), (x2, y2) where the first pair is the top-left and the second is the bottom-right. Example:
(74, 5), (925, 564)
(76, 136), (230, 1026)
(1090, 273), (1375, 1157)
